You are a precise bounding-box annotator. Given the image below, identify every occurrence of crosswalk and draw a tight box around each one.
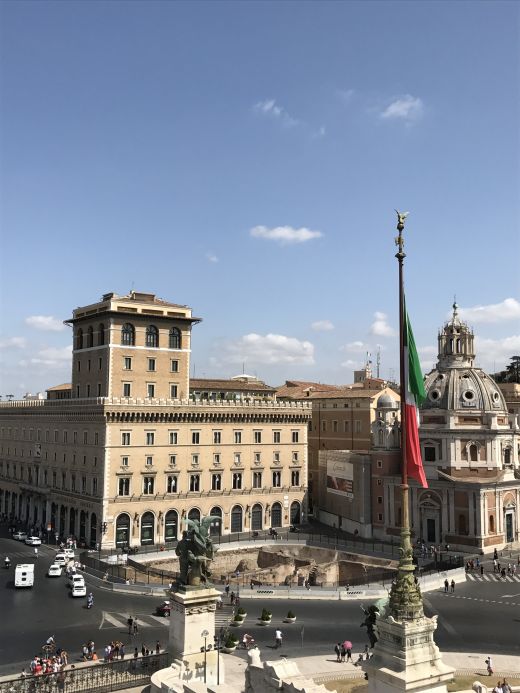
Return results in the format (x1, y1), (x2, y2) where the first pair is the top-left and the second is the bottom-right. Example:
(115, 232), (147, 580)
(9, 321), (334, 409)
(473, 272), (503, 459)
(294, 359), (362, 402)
(466, 573), (520, 582)
(100, 603), (234, 633)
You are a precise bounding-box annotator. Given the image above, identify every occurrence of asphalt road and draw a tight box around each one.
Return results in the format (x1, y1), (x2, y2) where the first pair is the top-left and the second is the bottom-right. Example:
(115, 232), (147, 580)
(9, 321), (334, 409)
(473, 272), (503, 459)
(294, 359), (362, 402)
(1, 529), (519, 677)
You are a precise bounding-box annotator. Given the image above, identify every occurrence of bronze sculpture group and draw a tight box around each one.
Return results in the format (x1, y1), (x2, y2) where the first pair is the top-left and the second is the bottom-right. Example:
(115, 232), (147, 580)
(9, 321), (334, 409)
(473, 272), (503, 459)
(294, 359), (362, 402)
(175, 515), (218, 587)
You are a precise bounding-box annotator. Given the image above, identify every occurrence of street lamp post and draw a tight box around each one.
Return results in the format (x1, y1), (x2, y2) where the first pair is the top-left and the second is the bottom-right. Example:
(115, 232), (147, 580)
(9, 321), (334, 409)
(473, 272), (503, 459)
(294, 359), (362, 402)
(201, 629), (210, 683)
(214, 632), (221, 685)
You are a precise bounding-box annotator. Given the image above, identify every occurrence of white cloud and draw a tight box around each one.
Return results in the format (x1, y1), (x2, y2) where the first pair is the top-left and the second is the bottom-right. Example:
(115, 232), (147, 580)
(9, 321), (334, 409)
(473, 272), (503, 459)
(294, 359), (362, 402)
(0, 336), (26, 349)
(250, 225), (323, 245)
(219, 333), (315, 366)
(311, 320), (334, 332)
(418, 345), (437, 356)
(313, 125), (326, 138)
(458, 298), (520, 324)
(370, 312), (396, 337)
(380, 95), (424, 122)
(37, 346), (72, 361)
(475, 334), (520, 372)
(206, 253), (219, 264)
(340, 359), (359, 369)
(25, 315), (65, 332)
(253, 99), (299, 128)
(343, 340), (366, 352)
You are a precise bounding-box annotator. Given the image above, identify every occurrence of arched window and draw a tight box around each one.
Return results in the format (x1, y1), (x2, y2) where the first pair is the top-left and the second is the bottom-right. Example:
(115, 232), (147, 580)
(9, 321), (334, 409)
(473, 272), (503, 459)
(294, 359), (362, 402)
(504, 448), (512, 466)
(140, 511), (155, 545)
(209, 506), (222, 536)
(121, 323), (135, 346)
(98, 323), (105, 346)
(271, 502), (282, 528)
(146, 325), (159, 348)
(188, 508), (200, 523)
(115, 513), (130, 548)
(469, 444), (478, 462)
(458, 514), (467, 535)
(251, 503), (263, 531)
(169, 327), (181, 349)
(231, 505), (243, 533)
(77, 329), (83, 350)
(290, 501), (301, 525)
(69, 509), (76, 536)
(79, 510), (87, 540)
(60, 505), (67, 534)
(489, 515), (495, 533)
(87, 326), (94, 348)
(165, 510), (178, 543)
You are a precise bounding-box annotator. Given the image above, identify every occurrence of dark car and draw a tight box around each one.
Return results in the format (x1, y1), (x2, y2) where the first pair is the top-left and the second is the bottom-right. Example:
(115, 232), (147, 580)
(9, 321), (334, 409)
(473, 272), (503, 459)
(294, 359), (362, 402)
(156, 601), (171, 617)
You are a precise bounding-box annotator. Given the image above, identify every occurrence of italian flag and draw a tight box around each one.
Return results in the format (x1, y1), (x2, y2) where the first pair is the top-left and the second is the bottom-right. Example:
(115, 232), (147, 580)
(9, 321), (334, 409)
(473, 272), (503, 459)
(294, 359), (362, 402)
(404, 305), (428, 488)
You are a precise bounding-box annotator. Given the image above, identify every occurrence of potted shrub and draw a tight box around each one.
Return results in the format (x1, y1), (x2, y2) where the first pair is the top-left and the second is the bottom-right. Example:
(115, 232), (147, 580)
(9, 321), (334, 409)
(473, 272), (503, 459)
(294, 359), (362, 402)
(237, 606), (247, 618)
(223, 634), (239, 653)
(259, 608), (272, 625)
(284, 610), (296, 623)
(231, 611), (244, 627)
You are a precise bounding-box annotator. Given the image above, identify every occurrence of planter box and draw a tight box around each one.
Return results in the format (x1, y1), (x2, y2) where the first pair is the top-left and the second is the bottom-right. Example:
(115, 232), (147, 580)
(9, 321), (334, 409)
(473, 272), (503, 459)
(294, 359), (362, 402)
(223, 646), (237, 654)
(231, 620), (243, 627)
(284, 617), (296, 623)
(258, 619), (271, 626)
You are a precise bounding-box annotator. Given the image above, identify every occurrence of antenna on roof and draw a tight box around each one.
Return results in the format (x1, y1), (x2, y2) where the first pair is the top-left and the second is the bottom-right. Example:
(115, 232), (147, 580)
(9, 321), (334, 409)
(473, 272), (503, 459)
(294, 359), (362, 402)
(376, 347), (381, 379)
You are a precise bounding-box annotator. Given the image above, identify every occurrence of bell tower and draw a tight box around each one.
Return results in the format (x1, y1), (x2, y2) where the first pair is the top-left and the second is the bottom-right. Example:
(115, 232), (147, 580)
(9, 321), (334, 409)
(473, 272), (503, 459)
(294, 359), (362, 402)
(437, 301), (474, 370)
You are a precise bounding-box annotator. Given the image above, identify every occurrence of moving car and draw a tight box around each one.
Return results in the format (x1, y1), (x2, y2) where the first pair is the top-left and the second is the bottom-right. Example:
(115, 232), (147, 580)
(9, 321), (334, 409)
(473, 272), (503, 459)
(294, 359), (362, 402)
(15, 564), (34, 588)
(68, 574), (85, 589)
(48, 563), (63, 577)
(25, 536), (42, 546)
(71, 583), (87, 598)
(155, 600), (171, 617)
(62, 548), (75, 559)
(13, 531), (27, 541)
(54, 554), (67, 565)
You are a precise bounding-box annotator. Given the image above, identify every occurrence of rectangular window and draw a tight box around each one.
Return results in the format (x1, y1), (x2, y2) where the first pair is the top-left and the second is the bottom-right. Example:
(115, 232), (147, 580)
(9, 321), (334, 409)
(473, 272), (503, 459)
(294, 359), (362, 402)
(213, 453), (221, 465)
(213, 431), (221, 444)
(272, 471), (281, 487)
(254, 431), (262, 444)
(169, 431), (178, 445)
(292, 431), (299, 443)
(99, 357), (102, 370)
(148, 358), (156, 371)
(355, 420), (361, 433)
(170, 384), (178, 398)
(333, 421), (338, 433)
(377, 479), (382, 486)
(147, 383), (155, 398)
(211, 473), (221, 491)
(273, 431), (281, 444)
(234, 452), (241, 466)
(97, 383), (101, 397)
(377, 460), (383, 469)
(378, 496), (383, 504)
(170, 359), (179, 373)
(273, 452), (280, 463)
(143, 476), (155, 494)
(253, 471), (262, 488)
(169, 455), (177, 467)
(146, 456), (153, 466)
(118, 478), (130, 496)
(121, 456), (129, 466)
(121, 432), (131, 446)
(88, 359), (91, 372)
(76, 385), (80, 397)
(146, 431), (155, 445)
(124, 357), (132, 370)
(82, 476), (87, 492)
(291, 470), (300, 486)
(189, 474), (200, 492)
(70, 475), (75, 491)
(192, 454), (200, 467)
(344, 421), (349, 433)
(63, 431), (68, 443)
(232, 472), (242, 490)
(234, 431), (242, 444)
(378, 513), (383, 522)
(192, 431), (200, 445)
(83, 431), (88, 444)
(95, 432), (99, 445)
(254, 452), (261, 464)
(292, 452), (299, 463)
(322, 420), (327, 432)
(54, 430), (59, 442)
(167, 475), (178, 493)
(424, 446), (436, 462)
(92, 477), (98, 495)
(123, 383), (131, 397)
(73, 431), (78, 444)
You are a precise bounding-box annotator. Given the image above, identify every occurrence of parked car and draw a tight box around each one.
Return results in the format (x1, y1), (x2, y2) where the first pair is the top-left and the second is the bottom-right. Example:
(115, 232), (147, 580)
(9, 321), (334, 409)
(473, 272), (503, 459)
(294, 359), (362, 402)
(68, 574), (85, 589)
(48, 563), (63, 577)
(71, 583), (87, 598)
(155, 601), (171, 617)
(12, 531), (27, 541)
(25, 536), (42, 546)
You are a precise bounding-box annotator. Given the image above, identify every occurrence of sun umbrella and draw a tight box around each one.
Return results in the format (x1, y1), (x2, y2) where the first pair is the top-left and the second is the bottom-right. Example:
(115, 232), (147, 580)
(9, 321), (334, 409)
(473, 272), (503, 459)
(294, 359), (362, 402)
(343, 640), (352, 649)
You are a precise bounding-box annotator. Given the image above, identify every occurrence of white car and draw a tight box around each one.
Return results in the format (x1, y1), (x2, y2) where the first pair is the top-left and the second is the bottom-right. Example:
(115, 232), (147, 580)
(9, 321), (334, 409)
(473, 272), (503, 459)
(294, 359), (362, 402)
(25, 536), (42, 546)
(68, 574), (85, 589)
(62, 548), (75, 559)
(71, 583), (87, 598)
(13, 531), (27, 541)
(54, 554), (67, 565)
(48, 564), (63, 577)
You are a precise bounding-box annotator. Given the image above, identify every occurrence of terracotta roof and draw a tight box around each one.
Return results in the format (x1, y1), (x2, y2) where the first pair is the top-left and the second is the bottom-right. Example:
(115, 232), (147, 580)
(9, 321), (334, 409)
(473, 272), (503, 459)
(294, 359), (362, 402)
(276, 381), (342, 399)
(46, 383), (72, 392)
(189, 378), (275, 392)
(308, 388), (391, 400)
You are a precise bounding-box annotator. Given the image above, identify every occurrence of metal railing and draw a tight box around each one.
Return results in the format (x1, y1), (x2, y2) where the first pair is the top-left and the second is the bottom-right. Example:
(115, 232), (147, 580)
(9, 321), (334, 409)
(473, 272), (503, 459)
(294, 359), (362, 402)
(0, 654), (169, 693)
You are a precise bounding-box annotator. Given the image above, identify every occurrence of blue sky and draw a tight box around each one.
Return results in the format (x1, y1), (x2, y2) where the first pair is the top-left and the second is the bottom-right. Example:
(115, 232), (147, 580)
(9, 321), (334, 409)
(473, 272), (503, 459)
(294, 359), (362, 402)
(1, 1), (519, 397)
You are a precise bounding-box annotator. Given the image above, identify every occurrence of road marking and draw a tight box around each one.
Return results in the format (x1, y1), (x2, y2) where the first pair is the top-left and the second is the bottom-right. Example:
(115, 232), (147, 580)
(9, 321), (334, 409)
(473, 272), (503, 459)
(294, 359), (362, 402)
(148, 615), (170, 625)
(101, 612), (127, 629)
(501, 594), (520, 598)
(442, 621), (457, 636)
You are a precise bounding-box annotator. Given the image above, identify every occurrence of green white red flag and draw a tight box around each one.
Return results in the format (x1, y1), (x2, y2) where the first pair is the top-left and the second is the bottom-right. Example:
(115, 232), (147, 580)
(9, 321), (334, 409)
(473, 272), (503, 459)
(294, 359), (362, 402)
(404, 305), (428, 488)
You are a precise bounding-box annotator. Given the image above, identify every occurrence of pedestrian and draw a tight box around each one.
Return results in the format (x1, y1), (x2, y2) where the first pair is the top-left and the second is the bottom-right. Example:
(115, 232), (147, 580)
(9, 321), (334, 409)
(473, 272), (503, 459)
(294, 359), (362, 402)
(492, 681), (503, 693)
(275, 629), (283, 649)
(133, 618), (138, 634)
(127, 616), (133, 635)
(156, 641), (161, 655)
(230, 591), (235, 605)
(141, 644), (146, 657)
(444, 579), (449, 593)
(340, 644), (346, 662)
(494, 548), (498, 560)
(450, 579), (455, 593)
(334, 643), (341, 662)
(480, 565), (484, 576)
(364, 644), (370, 660)
(250, 580), (254, 590)
(133, 648), (138, 661)
(120, 644), (125, 660)
(502, 679), (512, 693)
(225, 583), (230, 597)
(346, 647), (352, 662)
(34, 547), (38, 558)
(501, 568), (506, 579)
(493, 559), (498, 573)
(486, 656), (494, 676)
(476, 557), (480, 568)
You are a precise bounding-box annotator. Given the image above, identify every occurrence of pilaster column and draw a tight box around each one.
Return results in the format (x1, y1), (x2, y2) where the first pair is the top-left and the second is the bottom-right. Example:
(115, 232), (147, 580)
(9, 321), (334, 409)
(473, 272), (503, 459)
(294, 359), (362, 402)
(448, 489), (455, 533)
(468, 491), (475, 536)
(441, 489), (449, 539)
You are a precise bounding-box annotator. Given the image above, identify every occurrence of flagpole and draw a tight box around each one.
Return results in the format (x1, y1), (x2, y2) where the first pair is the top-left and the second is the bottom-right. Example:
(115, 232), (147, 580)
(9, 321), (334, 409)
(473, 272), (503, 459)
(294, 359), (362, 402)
(388, 211), (424, 622)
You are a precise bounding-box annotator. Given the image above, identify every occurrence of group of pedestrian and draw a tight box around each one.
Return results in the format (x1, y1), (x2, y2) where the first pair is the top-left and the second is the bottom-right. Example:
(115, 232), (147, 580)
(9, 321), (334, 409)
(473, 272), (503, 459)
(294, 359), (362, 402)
(102, 642), (126, 662)
(491, 680), (512, 692)
(334, 642), (370, 664)
(28, 652), (69, 676)
(127, 616), (139, 635)
(443, 579), (456, 593)
(80, 641), (97, 661)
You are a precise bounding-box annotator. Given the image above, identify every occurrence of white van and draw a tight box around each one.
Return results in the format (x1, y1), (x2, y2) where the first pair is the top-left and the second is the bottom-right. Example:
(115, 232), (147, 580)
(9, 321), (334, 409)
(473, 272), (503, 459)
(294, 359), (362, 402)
(15, 564), (34, 588)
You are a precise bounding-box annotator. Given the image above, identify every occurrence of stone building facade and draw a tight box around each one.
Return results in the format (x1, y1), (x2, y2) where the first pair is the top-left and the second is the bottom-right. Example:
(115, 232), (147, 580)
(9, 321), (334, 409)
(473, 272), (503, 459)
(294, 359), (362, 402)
(0, 292), (310, 548)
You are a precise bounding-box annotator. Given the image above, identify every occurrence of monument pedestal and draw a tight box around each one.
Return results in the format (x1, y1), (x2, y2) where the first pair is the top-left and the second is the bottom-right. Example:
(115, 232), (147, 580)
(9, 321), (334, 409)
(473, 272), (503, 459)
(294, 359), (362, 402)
(151, 586), (225, 692)
(365, 613), (454, 693)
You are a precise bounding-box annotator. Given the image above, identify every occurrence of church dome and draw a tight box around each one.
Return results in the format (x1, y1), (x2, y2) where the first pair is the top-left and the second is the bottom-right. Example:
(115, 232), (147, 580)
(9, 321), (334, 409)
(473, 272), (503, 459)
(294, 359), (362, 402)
(423, 302), (507, 413)
(377, 392), (398, 409)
